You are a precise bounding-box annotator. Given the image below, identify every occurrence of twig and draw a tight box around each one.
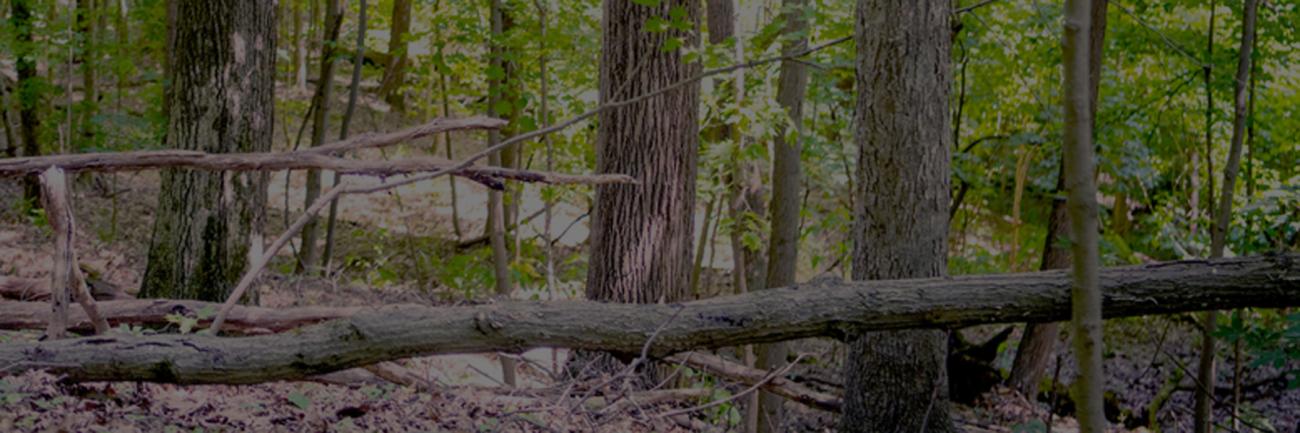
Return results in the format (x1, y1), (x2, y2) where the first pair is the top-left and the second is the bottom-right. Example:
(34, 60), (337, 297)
(1111, 1), (1208, 67)
(347, 35), (854, 194)
(208, 180), (352, 334)
(666, 351), (841, 412)
(1160, 349), (1277, 433)
(566, 306), (685, 416)
(657, 354), (806, 418)
(955, 0), (1000, 15)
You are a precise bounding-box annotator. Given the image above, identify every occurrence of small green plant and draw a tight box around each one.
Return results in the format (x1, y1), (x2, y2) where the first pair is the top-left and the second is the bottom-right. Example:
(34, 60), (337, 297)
(166, 306), (216, 334)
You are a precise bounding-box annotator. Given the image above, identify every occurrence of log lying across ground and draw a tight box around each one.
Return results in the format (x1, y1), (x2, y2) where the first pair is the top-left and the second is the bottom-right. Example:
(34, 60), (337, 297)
(0, 299), (361, 333)
(0, 254), (1296, 383)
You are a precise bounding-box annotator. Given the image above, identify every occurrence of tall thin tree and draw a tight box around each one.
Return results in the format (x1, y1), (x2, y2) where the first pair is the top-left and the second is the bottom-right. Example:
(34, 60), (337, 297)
(756, 0), (811, 431)
(297, 0), (343, 275)
(840, 1), (953, 431)
(321, 0), (367, 272)
(377, 0), (410, 111)
(1008, 0), (1108, 399)
(1062, 0), (1105, 430)
(487, 0), (518, 388)
(11, 0), (42, 202)
(1195, 1), (1259, 431)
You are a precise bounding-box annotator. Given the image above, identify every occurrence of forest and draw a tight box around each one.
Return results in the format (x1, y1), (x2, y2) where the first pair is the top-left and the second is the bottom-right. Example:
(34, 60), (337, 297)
(0, 0), (1298, 431)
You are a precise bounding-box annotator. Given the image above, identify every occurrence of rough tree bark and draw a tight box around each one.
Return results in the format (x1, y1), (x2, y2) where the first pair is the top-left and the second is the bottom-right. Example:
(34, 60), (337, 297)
(377, 0), (410, 111)
(139, 1), (276, 301)
(587, 0), (700, 304)
(3, 254), (1297, 384)
(1007, 0), (1107, 398)
(1062, 0), (1105, 430)
(1196, 1), (1258, 430)
(297, 0), (342, 275)
(840, 1), (953, 431)
(755, 0), (811, 431)
(11, 0), (42, 202)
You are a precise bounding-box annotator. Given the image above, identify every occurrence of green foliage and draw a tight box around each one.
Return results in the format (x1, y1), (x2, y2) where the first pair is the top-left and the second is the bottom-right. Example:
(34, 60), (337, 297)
(286, 391), (313, 411)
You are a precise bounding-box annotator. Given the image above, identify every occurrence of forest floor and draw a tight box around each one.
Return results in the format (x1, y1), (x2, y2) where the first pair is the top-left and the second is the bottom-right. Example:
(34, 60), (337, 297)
(1, 113), (1296, 431)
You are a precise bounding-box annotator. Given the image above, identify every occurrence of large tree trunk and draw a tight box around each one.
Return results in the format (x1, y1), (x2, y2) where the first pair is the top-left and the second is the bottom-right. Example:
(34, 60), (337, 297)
(11, 0), (42, 202)
(755, 0), (811, 431)
(3, 254), (1298, 384)
(297, 0), (342, 275)
(1007, 0), (1108, 399)
(377, 0), (410, 112)
(840, 1), (953, 432)
(1196, 1), (1258, 430)
(587, 0), (700, 304)
(139, 1), (276, 301)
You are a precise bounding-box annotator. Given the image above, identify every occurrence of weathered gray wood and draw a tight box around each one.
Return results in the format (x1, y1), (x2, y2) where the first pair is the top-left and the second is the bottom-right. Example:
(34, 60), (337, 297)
(0, 299), (360, 333)
(0, 117), (629, 188)
(38, 168), (110, 336)
(0, 254), (1296, 383)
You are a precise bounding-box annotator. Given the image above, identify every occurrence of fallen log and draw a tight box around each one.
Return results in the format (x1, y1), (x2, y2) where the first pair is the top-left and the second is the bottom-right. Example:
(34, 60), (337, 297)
(0, 299), (361, 333)
(0, 274), (133, 302)
(0, 254), (1296, 384)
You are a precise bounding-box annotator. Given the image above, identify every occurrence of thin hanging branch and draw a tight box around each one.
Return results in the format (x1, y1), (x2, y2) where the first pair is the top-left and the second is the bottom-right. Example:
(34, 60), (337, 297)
(362, 35), (854, 194)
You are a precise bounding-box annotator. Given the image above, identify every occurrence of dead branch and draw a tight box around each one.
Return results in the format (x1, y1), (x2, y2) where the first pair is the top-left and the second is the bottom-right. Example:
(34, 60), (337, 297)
(0, 149), (631, 187)
(208, 181), (352, 334)
(667, 351), (841, 412)
(38, 168), (109, 336)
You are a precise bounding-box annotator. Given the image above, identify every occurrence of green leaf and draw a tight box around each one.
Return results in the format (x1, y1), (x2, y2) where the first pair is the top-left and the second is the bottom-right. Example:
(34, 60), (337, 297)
(287, 392), (312, 411)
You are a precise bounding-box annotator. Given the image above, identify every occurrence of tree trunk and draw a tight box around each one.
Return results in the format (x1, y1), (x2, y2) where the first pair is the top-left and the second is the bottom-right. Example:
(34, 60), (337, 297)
(139, 1), (276, 301)
(11, 0), (42, 202)
(487, 0), (517, 388)
(0, 82), (16, 158)
(1196, 1), (1258, 430)
(77, 0), (98, 150)
(1007, 0), (1107, 399)
(6, 254), (1298, 384)
(1202, 2), (1217, 230)
(756, 0), (810, 431)
(840, 1), (953, 432)
(293, 0), (307, 91)
(113, 0), (129, 109)
(587, 0), (700, 304)
(322, 0), (367, 272)
(377, 0), (410, 112)
(1062, 0), (1105, 430)
(436, 18), (462, 239)
(297, 0), (342, 275)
